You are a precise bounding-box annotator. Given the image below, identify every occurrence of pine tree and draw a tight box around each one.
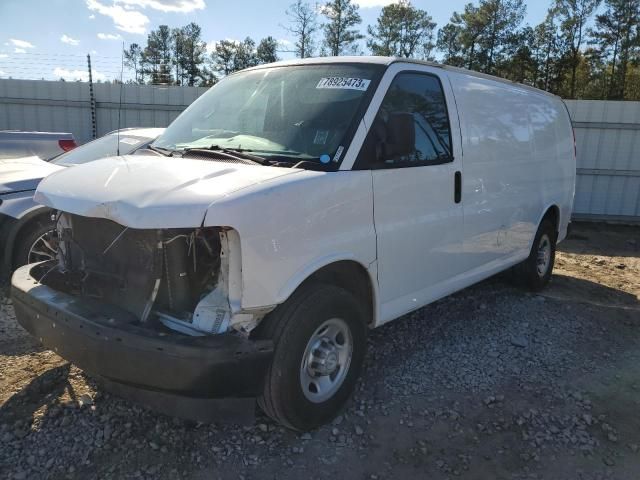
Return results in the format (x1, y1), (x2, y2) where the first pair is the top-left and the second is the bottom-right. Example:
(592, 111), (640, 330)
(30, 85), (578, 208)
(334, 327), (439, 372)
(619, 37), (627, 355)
(123, 43), (144, 84)
(531, 9), (563, 92)
(367, 0), (436, 59)
(257, 36), (279, 64)
(176, 23), (208, 86)
(211, 37), (279, 76)
(555, 0), (601, 98)
(284, 0), (318, 58)
(437, 20), (466, 67)
(591, 0), (640, 99)
(321, 0), (364, 56)
(143, 25), (173, 84)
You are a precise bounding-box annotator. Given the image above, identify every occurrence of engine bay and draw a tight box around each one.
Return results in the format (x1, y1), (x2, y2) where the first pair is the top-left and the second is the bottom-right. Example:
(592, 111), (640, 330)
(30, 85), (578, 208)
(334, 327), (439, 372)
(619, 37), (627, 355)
(39, 212), (242, 336)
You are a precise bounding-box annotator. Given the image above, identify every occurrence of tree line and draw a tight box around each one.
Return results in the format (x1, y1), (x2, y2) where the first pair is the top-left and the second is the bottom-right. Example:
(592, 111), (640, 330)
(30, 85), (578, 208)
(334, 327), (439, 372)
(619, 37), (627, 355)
(123, 0), (640, 100)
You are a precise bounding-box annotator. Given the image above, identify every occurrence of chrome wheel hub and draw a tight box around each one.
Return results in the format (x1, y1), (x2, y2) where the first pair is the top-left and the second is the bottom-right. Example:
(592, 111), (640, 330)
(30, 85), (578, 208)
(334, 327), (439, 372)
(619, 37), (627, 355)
(27, 230), (59, 264)
(536, 234), (551, 277)
(300, 318), (353, 403)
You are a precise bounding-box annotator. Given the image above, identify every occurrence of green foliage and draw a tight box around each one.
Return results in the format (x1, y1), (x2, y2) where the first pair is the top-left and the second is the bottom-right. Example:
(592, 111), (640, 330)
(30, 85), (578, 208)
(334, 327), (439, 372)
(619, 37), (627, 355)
(555, 0), (602, 98)
(437, 0), (527, 74)
(321, 0), (364, 56)
(143, 25), (173, 84)
(173, 23), (209, 87)
(590, 0), (640, 99)
(284, 0), (319, 58)
(367, 0), (436, 59)
(123, 43), (144, 84)
(120, 1), (640, 100)
(257, 36), (280, 64)
(210, 36), (280, 77)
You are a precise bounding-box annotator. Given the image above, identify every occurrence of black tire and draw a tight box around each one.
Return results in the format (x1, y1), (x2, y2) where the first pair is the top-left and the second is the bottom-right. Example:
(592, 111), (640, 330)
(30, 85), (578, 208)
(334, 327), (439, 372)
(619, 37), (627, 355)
(514, 218), (557, 291)
(255, 283), (367, 431)
(12, 216), (57, 269)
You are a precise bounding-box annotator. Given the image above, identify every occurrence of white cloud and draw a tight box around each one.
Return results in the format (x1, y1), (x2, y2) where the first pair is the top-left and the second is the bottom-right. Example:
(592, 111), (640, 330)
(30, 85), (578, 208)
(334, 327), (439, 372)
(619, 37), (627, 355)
(53, 67), (107, 82)
(9, 38), (35, 49)
(355, 0), (397, 7)
(60, 34), (80, 46)
(0, 54), (8, 58)
(14, 48), (27, 54)
(114, 0), (205, 13)
(97, 32), (123, 40)
(86, 0), (149, 34)
(0, 70), (6, 76)
(89, 13), (96, 18)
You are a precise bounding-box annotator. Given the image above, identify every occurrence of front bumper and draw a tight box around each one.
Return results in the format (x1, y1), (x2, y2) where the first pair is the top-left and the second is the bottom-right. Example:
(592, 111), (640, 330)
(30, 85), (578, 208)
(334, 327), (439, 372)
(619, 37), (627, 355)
(11, 263), (273, 398)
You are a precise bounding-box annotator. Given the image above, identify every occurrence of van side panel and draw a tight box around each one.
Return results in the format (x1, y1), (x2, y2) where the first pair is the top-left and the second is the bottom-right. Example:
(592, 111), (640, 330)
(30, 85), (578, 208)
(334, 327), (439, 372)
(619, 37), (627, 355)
(203, 170), (379, 316)
(526, 95), (575, 244)
(449, 73), (574, 273)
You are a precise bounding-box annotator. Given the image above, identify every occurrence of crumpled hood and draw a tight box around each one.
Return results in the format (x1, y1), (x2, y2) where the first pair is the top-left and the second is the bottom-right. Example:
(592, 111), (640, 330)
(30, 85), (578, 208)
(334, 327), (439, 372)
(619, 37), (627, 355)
(34, 155), (300, 228)
(0, 156), (63, 195)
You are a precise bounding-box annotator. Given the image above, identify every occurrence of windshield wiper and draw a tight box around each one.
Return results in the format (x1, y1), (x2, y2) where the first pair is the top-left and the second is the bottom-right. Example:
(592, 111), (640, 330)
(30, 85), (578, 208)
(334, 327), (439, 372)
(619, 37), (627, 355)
(263, 157), (335, 171)
(146, 145), (173, 156)
(182, 145), (267, 165)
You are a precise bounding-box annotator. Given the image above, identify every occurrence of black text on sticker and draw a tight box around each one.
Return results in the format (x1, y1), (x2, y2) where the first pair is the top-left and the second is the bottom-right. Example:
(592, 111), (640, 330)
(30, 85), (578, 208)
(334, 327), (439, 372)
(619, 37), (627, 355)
(316, 77), (371, 91)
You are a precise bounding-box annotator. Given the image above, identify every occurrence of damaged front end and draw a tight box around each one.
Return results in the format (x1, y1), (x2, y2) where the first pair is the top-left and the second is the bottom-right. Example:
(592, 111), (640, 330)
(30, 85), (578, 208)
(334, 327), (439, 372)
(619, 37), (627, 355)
(49, 212), (259, 335)
(11, 212), (273, 399)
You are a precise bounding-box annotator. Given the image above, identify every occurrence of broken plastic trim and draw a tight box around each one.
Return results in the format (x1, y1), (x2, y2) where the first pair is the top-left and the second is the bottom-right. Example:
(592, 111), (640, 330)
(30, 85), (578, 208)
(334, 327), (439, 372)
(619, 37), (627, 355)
(49, 212), (268, 337)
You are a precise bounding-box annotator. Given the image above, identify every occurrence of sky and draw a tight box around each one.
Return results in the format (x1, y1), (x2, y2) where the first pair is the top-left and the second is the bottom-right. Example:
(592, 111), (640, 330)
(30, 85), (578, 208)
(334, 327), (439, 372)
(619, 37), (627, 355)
(0, 0), (553, 82)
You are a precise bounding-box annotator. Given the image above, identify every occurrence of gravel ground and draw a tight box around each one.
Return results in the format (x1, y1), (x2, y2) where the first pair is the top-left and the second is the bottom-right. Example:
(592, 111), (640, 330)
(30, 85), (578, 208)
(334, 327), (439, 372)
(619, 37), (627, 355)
(1, 222), (639, 480)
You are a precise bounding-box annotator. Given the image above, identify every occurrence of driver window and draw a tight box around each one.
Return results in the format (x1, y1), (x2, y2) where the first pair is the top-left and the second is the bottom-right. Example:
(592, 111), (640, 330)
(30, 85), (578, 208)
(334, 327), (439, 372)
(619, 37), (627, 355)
(355, 72), (452, 169)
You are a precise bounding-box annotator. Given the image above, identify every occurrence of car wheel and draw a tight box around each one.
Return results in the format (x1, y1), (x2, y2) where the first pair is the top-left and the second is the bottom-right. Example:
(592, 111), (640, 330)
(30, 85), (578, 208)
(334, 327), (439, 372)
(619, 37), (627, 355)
(255, 283), (367, 431)
(13, 217), (58, 268)
(515, 218), (556, 291)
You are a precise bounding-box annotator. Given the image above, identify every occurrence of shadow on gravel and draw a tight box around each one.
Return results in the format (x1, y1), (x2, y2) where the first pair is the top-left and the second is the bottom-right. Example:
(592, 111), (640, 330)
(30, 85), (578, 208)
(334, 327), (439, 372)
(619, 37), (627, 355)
(363, 270), (639, 390)
(545, 274), (640, 309)
(0, 336), (43, 357)
(0, 363), (73, 425)
(562, 222), (640, 258)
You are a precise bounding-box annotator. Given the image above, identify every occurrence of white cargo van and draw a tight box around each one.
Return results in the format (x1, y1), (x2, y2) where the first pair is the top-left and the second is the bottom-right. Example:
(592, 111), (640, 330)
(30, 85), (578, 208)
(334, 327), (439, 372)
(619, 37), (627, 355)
(12, 56), (575, 431)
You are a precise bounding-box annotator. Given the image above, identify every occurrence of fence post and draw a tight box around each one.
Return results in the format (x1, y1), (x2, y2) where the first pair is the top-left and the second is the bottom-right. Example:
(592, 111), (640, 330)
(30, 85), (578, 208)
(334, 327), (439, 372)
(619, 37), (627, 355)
(87, 54), (97, 139)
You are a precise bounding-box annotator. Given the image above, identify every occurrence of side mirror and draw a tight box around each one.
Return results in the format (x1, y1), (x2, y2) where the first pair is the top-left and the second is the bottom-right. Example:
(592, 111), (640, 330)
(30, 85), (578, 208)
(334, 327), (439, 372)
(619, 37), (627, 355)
(383, 112), (415, 159)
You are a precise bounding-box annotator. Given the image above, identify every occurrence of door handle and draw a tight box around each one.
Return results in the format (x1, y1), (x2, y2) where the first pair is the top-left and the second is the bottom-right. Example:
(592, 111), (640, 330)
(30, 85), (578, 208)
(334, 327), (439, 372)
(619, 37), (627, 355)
(454, 171), (461, 204)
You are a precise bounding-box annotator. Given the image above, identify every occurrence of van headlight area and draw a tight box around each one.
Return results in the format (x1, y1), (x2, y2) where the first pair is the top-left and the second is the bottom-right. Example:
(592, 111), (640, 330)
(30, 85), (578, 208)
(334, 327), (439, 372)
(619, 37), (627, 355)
(11, 215), (273, 399)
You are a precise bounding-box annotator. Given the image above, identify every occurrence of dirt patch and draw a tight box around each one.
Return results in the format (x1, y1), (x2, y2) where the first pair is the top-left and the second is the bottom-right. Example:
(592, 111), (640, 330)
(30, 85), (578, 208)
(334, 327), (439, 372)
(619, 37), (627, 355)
(1, 222), (639, 480)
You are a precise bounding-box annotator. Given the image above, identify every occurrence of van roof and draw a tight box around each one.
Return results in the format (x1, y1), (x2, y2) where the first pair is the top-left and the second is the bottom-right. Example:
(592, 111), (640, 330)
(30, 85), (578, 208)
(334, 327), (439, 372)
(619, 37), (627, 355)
(245, 55), (559, 100)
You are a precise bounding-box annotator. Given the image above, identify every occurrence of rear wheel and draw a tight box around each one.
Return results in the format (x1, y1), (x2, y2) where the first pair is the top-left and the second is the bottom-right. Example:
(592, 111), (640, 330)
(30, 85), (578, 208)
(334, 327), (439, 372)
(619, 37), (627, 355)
(514, 218), (556, 291)
(255, 284), (367, 431)
(13, 217), (58, 269)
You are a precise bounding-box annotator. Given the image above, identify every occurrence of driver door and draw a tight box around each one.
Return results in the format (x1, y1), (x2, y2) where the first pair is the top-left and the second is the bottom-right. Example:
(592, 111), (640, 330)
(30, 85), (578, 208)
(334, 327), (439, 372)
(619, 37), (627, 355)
(356, 69), (465, 323)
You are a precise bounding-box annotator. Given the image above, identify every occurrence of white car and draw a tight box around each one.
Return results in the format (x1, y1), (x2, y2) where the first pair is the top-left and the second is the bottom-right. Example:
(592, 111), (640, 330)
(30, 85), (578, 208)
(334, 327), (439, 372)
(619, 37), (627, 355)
(0, 128), (164, 275)
(0, 130), (77, 160)
(12, 57), (575, 430)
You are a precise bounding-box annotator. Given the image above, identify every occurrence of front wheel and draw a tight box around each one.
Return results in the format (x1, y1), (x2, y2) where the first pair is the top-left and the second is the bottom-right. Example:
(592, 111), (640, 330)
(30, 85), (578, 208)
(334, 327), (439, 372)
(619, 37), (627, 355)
(255, 284), (367, 431)
(13, 216), (58, 269)
(514, 218), (557, 291)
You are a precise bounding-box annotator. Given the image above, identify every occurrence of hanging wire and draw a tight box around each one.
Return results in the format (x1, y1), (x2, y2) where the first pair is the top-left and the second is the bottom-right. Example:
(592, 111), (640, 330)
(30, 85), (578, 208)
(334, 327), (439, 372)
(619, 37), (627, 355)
(0, 51), (139, 83)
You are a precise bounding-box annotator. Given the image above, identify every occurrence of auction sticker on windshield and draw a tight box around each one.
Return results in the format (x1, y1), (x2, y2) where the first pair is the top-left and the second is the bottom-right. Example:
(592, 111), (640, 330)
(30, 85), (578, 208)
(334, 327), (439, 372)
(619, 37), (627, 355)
(316, 77), (371, 91)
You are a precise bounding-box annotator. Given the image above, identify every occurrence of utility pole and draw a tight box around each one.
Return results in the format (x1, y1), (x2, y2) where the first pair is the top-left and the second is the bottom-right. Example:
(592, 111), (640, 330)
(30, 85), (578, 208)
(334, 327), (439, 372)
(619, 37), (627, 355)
(87, 54), (97, 139)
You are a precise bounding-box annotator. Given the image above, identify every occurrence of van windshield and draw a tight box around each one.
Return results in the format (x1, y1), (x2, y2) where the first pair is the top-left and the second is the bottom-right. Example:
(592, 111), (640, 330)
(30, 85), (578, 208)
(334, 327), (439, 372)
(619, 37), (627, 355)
(152, 63), (383, 167)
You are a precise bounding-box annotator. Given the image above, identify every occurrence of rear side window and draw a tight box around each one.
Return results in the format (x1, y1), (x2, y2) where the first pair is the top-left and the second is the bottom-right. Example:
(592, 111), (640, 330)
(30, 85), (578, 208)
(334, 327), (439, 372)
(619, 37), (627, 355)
(355, 72), (453, 169)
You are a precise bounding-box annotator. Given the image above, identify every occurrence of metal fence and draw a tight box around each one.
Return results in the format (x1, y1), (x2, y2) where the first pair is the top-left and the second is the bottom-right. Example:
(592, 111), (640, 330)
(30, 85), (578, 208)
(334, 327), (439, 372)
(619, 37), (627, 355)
(565, 100), (640, 223)
(0, 79), (207, 145)
(0, 80), (638, 223)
